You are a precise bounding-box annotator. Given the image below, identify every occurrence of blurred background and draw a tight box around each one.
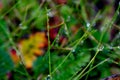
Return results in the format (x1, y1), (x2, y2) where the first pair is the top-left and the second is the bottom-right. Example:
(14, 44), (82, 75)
(0, 0), (120, 80)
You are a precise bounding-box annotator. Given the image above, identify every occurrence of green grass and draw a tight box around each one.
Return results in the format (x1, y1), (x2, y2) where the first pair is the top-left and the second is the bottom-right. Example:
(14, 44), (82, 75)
(0, 0), (120, 80)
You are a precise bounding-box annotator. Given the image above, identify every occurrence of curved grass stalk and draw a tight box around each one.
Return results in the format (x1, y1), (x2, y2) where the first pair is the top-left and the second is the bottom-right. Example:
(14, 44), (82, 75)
(72, 4), (120, 80)
(79, 58), (109, 79)
(46, 8), (52, 77)
(51, 32), (88, 75)
(1, 1), (20, 18)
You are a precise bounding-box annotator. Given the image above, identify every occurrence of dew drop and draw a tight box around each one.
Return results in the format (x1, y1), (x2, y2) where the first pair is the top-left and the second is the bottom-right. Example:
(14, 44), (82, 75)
(100, 27), (104, 31)
(47, 10), (55, 17)
(117, 11), (119, 15)
(119, 32), (120, 35)
(86, 22), (90, 28)
(109, 46), (113, 50)
(65, 31), (68, 35)
(19, 23), (27, 30)
(64, 26), (69, 36)
(46, 75), (51, 80)
(117, 46), (120, 49)
(19, 23), (22, 26)
(80, 40), (84, 45)
(98, 45), (104, 51)
(72, 49), (75, 53)
(66, 16), (71, 22)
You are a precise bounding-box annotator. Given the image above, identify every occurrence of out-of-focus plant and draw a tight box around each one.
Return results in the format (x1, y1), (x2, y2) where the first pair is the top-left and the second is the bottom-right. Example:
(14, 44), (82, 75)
(0, 0), (120, 80)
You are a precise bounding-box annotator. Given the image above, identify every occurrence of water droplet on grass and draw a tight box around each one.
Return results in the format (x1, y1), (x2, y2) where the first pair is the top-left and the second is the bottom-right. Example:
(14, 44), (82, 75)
(64, 25), (69, 36)
(80, 40), (84, 45)
(47, 10), (55, 17)
(19, 23), (27, 30)
(98, 45), (104, 51)
(86, 22), (90, 28)
(109, 46), (113, 50)
(117, 11), (120, 15)
(72, 49), (75, 53)
(117, 46), (120, 49)
(46, 75), (51, 80)
(66, 16), (71, 22)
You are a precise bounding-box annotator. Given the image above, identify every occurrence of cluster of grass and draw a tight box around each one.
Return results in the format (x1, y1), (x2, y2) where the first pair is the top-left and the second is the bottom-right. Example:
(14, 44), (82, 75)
(0, 0), (120, 80)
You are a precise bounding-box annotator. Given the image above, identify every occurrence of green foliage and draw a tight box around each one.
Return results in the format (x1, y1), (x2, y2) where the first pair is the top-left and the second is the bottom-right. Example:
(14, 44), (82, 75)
(33, 56), (49, 78)
(0, 0), (120, 80)
(0, 48), (14, 77)
(0, 19), (10, 48)
(52, 51), (91, 80)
